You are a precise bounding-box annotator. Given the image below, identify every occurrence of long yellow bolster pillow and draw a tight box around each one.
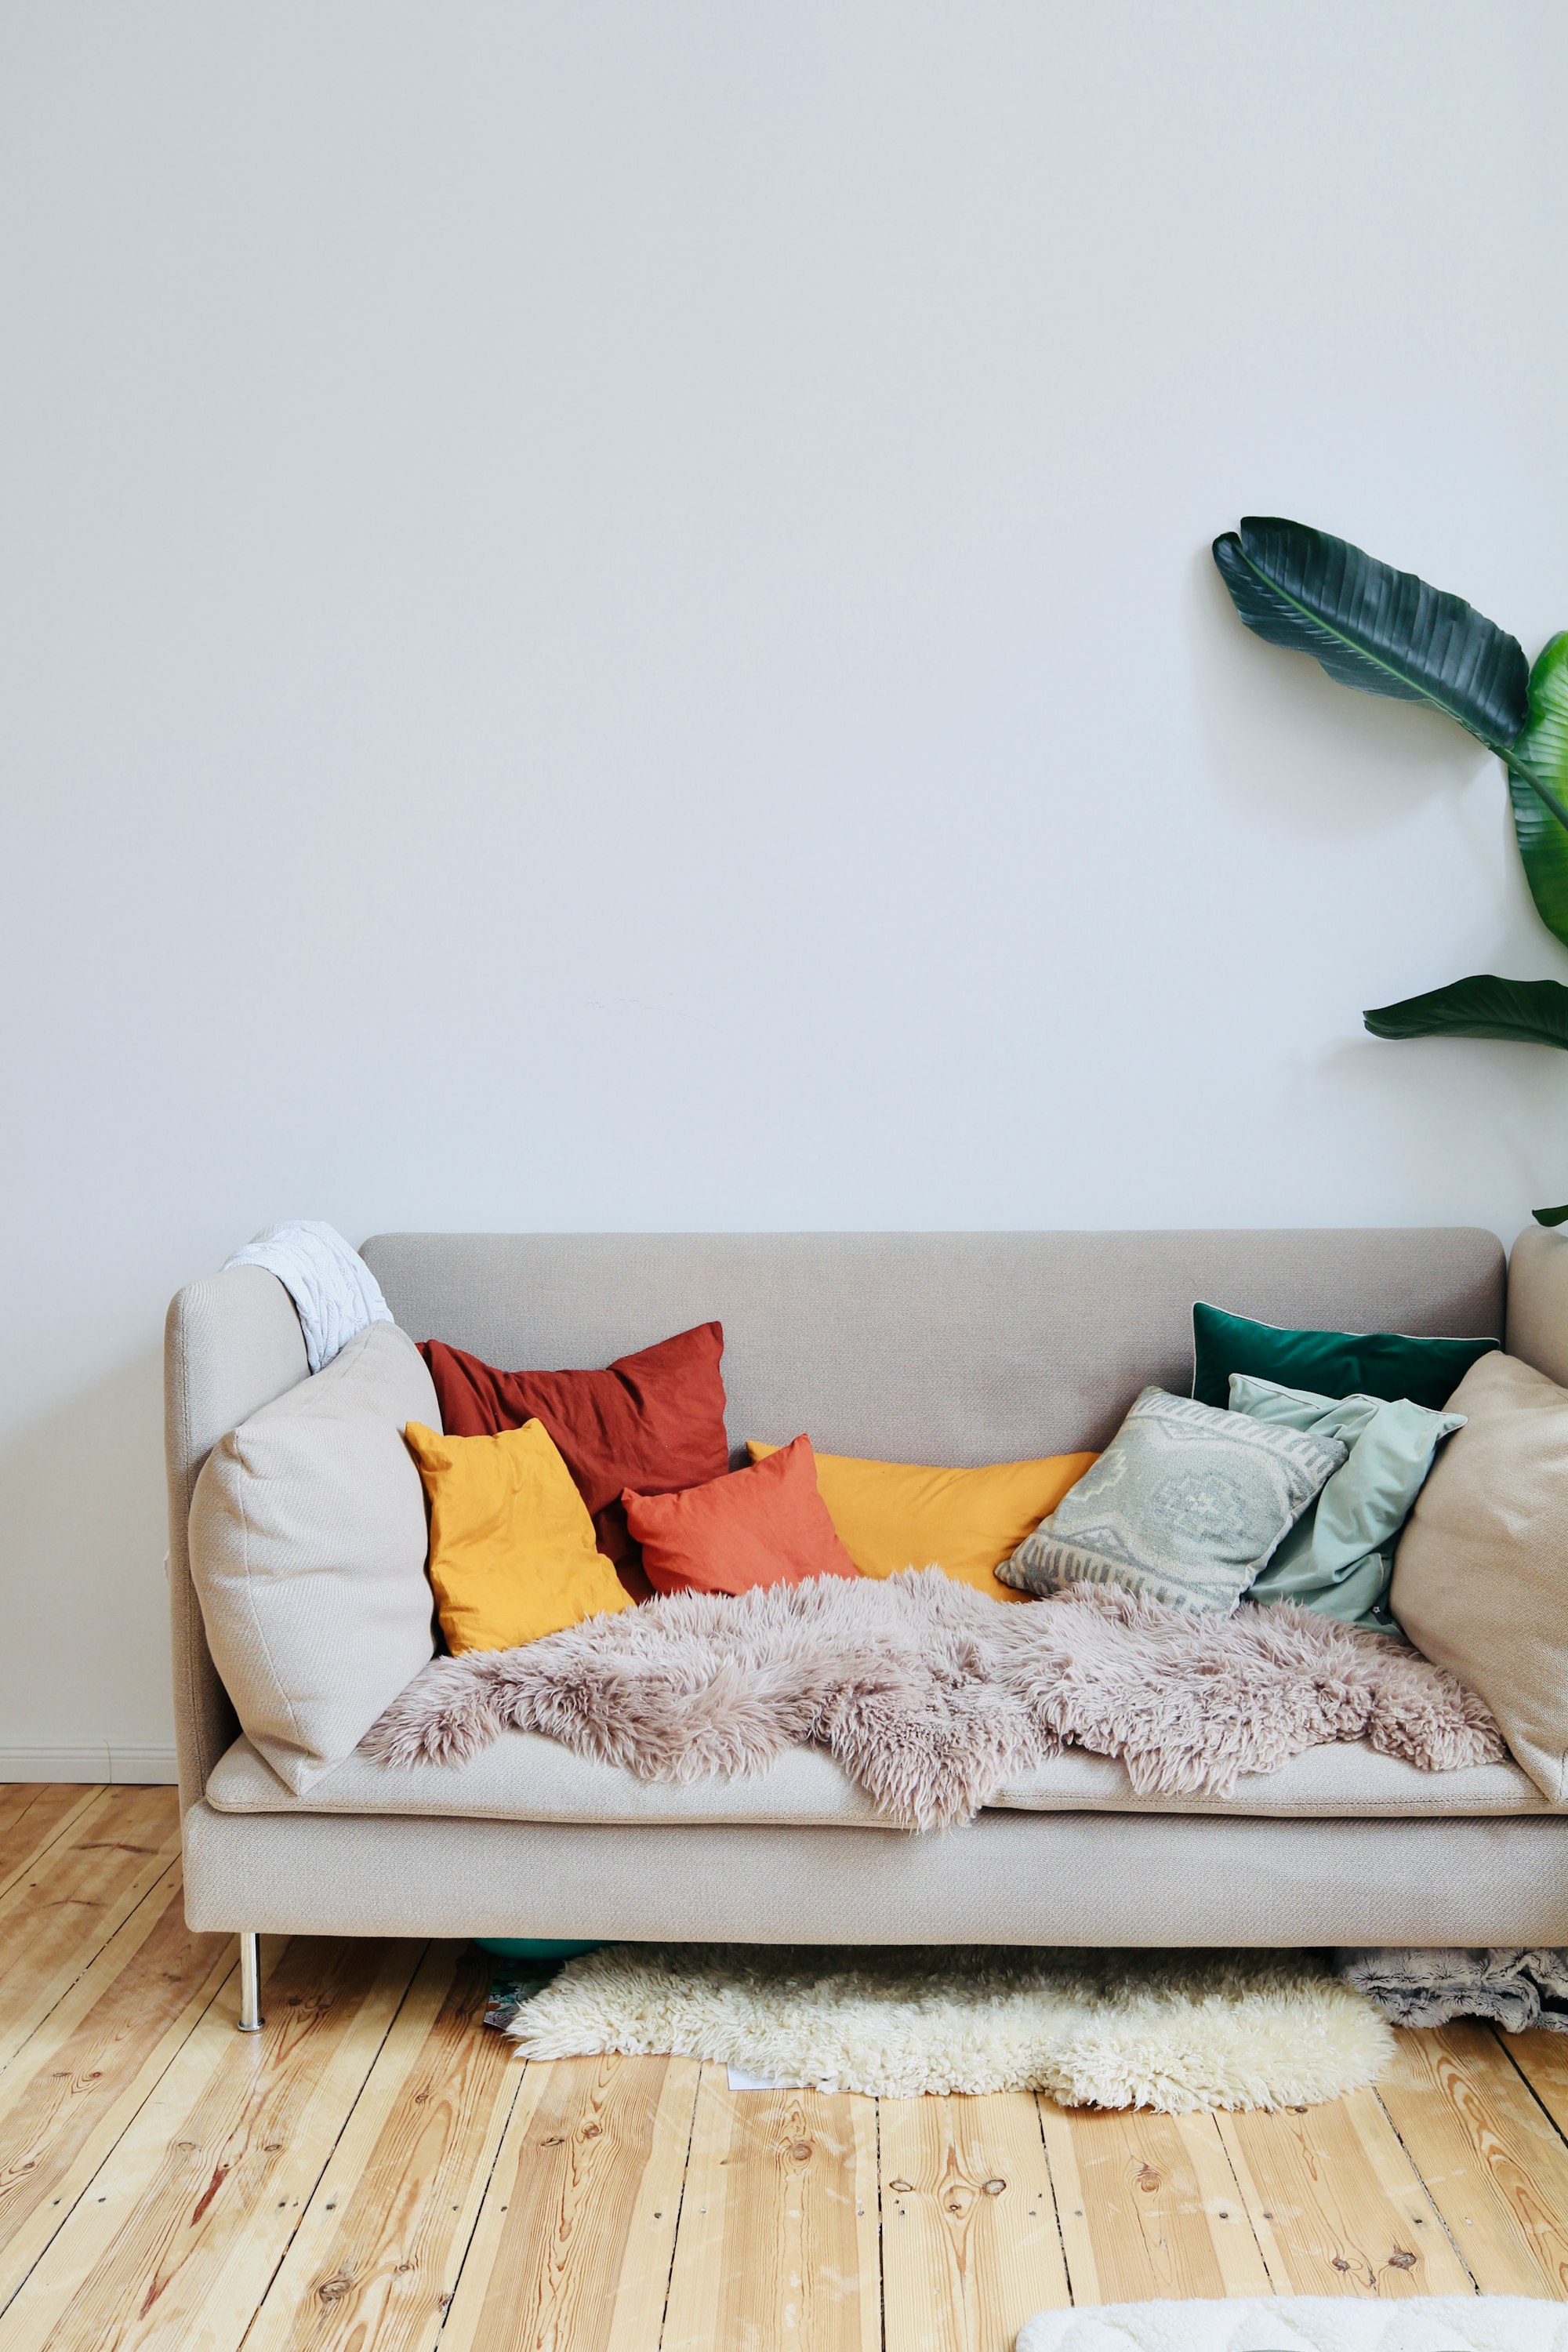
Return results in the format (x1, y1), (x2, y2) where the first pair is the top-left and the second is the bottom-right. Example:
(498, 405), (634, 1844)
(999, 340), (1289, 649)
(745, 1441), (1098, 1604)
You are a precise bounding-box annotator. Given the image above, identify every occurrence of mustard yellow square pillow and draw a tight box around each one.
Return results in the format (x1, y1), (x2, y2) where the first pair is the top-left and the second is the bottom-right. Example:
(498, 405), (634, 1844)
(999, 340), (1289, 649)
(746, 1442), (1097, 1602)
(405, 1419), (633, 1654)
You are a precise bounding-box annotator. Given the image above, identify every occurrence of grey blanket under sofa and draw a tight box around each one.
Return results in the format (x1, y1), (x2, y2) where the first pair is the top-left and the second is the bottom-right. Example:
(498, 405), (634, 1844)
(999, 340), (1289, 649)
(167, 1225), (1568, 1950)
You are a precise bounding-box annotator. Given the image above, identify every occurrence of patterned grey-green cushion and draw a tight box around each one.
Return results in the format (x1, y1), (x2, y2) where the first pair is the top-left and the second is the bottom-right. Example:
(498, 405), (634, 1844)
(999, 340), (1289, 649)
(996, 1386), (1347, 1613)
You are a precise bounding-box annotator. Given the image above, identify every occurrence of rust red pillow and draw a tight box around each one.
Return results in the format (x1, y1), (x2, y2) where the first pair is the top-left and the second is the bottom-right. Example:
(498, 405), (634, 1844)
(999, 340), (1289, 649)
(417, 1322), (728, 1600)
(624, 1435), (859, 1597)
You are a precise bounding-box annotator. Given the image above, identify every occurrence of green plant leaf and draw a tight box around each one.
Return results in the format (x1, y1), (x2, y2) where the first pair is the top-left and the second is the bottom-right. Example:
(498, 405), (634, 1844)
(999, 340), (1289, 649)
(1508, 637), (1568, 937)
(1534, 1201), (1568, 1226)
(1508, 767), (1568, 950)
(1513, 630), (1568, 789)
(1363, 973), (1568, 1047)
(1213, 517), (1530, 753)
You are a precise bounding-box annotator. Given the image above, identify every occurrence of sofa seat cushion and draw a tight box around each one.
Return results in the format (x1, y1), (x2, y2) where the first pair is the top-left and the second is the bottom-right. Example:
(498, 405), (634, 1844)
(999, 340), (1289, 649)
(991, 1744), (1547, 1818)
(207, 1730), (884, 1826)
(205, 1730), (1549, 1826)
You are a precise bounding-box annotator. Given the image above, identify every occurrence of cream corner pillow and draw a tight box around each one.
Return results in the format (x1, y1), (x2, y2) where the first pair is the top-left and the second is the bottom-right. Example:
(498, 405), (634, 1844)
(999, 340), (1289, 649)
(189, 1322), (438, 1793)
(1392, 1351), (1568, 1802)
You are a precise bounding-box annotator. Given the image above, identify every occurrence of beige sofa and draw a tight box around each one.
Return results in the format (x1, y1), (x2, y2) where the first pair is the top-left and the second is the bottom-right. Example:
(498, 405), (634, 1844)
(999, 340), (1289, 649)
(165, 1226), (1568, 2028)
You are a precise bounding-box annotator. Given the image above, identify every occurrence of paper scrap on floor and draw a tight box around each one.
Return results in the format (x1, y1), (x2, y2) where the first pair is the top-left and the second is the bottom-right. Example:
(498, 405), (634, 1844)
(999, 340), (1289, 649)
(726, 2063), (840, 2092)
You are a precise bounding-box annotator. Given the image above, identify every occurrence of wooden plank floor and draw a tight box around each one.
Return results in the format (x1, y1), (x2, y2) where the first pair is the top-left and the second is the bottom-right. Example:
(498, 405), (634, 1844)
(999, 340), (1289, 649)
(1, 1789), (1566, 2350)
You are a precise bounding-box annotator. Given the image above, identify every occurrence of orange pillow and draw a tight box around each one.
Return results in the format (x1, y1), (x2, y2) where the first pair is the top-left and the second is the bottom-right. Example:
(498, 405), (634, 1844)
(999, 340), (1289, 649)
(746, 1441), (1098, 1602)
(623, 1436), (860, 1597)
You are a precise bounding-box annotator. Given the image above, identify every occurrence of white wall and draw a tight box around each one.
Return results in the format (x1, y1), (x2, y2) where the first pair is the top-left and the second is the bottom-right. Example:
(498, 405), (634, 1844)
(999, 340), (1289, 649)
(2, 1), (1566, 1772)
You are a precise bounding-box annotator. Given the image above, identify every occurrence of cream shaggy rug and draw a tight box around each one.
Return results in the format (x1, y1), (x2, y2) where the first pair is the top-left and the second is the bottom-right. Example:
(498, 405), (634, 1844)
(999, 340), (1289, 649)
(370, 1571), (1501, 1830)
(505, 1944), (1392, 2110)
(1015, 2298), (1568, 2350)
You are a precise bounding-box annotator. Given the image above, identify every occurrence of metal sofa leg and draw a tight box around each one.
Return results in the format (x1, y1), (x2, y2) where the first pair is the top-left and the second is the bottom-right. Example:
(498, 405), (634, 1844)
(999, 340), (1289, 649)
(238, 1932), (263, 2032)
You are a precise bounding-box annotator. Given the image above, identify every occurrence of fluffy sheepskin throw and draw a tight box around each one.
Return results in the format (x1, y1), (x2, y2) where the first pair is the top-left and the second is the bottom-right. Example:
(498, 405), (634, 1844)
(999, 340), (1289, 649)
(367, 1570), (1501, 1828)
(1015, 2296), (1568, 2352)
(506, 1943), (1392, 2111)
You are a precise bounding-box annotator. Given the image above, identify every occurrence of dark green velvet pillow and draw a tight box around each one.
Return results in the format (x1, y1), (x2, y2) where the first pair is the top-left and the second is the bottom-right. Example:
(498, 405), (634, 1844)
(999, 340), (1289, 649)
(1191, 1303), (1498, 1414)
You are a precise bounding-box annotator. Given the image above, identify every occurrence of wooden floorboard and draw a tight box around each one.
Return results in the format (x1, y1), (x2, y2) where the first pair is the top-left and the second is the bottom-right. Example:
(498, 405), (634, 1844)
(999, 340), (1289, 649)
(0, 1933), (420, 2352)
(1497, 2021), (1568, 2149)
(1216, 2087), (1472, 2298)
(1377, 2023), (1568, 2298)
(0, 1789), (183, 2078)
(1039, 2103), (1272, 2306)
(440, 2051), (700, 2352)
(0, 1791), (101, 1907)
(0, 1791), (1567, 2345)
(662, 2069), (880, 2352)
(241, 1940), (521, 2352)
(0, 1797), (39, 1845)
(880, 2090), (1069, 2352)
(0, 1862), (232, 2310)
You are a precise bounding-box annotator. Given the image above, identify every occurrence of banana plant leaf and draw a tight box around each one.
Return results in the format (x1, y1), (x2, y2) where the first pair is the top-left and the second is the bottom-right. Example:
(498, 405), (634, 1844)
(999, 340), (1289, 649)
(1213, 517), (1530, 753)
(1508, 636), (1568, 923)
(1363, 973), (1568, 1047)
(1364, 974), (1568, 1227)
(1509, 769), (1568, 952)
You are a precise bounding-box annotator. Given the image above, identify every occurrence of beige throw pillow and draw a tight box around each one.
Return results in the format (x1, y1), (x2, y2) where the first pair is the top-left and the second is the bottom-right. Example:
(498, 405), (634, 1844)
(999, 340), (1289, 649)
(1392, 1352), (1568, 1802)
(189, 1322), (438, 1793)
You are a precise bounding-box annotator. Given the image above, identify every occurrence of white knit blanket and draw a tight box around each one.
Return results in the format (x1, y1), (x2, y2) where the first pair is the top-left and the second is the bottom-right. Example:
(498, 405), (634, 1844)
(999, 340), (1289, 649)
(223, 1219), (390, 1373)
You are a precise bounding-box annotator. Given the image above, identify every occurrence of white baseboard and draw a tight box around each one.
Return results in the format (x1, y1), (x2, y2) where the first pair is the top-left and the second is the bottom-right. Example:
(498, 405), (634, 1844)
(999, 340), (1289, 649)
(0, 1743), (178, 1785)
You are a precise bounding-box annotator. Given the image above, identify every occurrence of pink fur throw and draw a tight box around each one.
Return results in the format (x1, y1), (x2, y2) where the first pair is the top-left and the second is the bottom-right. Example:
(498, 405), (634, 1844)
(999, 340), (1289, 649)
(364, 1570), (1504, 1831)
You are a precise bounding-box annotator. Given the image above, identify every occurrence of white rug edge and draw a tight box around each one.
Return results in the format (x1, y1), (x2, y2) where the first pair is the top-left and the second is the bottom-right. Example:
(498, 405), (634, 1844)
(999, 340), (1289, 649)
(1014, 2292), (1568, 2352)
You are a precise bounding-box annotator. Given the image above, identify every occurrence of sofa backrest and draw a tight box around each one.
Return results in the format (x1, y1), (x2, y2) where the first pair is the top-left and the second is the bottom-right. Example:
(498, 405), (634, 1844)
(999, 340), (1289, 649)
(360, 1229), (1505, 1465)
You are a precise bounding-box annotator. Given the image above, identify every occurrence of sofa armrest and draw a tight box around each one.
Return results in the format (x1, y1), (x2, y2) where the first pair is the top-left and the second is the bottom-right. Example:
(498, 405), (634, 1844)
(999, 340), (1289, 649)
(1507, 1225), (1568, 1390)
(165, 1266), (308, 1813)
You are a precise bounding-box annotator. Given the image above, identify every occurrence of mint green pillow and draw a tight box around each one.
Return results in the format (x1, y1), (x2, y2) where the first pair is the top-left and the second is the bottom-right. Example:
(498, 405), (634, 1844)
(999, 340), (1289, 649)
(1229, 1373), (1465, 1633)
(1192, 1302), (1496, 1414)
